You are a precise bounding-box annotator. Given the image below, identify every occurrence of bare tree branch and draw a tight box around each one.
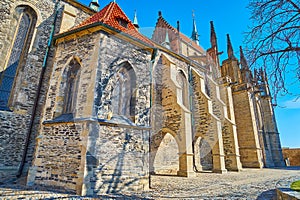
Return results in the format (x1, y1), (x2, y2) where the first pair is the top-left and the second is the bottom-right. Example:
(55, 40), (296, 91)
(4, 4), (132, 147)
(245, 0), (300, 100)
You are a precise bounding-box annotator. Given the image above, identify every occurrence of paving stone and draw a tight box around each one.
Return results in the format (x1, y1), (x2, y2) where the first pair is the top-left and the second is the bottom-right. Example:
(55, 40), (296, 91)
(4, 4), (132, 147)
(0, 167), (299, 199)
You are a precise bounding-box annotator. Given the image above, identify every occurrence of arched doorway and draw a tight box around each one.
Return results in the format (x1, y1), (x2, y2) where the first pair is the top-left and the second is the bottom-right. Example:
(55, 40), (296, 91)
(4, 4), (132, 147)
(194, 137), (213, 171)
(150, 131), (179, 175)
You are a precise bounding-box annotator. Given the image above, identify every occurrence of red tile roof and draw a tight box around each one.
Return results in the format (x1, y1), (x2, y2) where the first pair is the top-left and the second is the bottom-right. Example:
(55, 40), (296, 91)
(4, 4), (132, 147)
(65, 2), (204, 56)
(70, 2), (154, 46)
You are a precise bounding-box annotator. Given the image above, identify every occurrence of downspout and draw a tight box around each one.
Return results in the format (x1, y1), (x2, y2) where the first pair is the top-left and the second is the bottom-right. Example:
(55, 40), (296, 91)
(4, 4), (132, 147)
(17, 0), (60, 177)
(148, 48), (157, 189)
(188, 65), (198, 172)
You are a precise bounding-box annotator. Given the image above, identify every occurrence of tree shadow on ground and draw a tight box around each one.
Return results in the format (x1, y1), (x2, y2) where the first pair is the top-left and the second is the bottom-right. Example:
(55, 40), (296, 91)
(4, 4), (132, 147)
(270, 166), (300, 171)
(46, 194), (153, 199)
(256, 189), (276, 200)
(150, 174), (179, 177)
(0, 184), (153, 199)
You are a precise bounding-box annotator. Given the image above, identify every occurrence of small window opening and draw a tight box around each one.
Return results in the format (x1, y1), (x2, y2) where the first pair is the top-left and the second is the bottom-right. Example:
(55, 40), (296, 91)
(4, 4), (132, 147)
(118, 18), (128, 28)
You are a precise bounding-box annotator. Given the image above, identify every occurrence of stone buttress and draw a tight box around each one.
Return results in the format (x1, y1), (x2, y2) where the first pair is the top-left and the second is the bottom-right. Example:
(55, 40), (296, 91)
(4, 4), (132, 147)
(221, 35), (264, 168)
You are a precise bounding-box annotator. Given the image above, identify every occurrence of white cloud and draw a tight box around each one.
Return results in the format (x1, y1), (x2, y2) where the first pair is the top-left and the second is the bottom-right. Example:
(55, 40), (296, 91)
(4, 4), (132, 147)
(282, 98), (300, 109)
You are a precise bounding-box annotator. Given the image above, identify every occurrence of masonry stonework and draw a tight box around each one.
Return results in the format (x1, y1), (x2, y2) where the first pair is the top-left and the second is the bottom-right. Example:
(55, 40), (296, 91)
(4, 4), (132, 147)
(282, 148), (300, 166)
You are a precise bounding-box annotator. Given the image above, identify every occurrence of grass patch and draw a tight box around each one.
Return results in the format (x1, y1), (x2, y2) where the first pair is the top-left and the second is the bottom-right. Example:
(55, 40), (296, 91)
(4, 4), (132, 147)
(291, 180), (300, 191)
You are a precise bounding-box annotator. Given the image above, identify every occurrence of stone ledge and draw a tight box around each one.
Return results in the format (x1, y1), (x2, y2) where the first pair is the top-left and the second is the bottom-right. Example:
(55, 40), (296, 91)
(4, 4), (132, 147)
(43, 114), (151, 130)
(277, 188), (300, 200)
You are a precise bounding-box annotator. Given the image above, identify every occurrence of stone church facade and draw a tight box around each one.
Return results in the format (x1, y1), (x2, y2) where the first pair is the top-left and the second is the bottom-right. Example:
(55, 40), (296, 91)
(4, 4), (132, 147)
(0, 0), (285, 196)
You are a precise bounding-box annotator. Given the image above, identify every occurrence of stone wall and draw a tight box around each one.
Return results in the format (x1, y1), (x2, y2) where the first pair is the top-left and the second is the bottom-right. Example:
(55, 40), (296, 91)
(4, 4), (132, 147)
(31, 28), (153, 194)
(0, 0), (57, 171)
(30, 123), (84, 193)
(42, 33), (99, 121)
(0, 112), (29, 169)
(150, 53), (195, 177)
(85, 32), (152, 194)
(259, 97), (285, 167)
(282, 148), (300, 166)
(232, 87), (264, 168)
(94, 33), (152, 126)
(84, 125), (149, 195)
(219, 83), (242, 171)
(221, 51), (284, 169)
(191, 69), (226, 173)
(150, 56), (181, 175)
(191, 69), (216, 171)
(0, 0), (93, 174)
(0, 0), (286, 195)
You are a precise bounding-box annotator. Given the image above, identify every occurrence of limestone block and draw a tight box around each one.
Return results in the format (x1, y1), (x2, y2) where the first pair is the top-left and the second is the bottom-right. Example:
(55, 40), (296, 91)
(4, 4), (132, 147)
(60, 4), (77, 33)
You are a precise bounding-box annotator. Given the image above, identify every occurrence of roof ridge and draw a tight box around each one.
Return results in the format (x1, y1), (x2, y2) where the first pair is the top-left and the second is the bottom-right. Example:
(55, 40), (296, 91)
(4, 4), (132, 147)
(102, 2), (116, 23)
(71, 2), (112, 29)
(159, 16), (178, 33)
(152, 15), (204, 53)
(63, 1), (155, 47)
(152, 16), (178, 40)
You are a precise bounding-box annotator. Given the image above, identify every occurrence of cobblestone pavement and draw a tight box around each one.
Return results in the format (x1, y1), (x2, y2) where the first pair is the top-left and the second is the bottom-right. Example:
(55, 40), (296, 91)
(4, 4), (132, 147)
(0, 167), (299, 199)
(142, 167), (300, 200)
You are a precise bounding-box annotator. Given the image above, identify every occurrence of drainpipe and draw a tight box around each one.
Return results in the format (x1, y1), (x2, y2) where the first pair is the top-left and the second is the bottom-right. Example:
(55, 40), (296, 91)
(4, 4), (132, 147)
(188, 65), (198, 172)
(148, 48), (157, 188)
(17, 0), (60, 177)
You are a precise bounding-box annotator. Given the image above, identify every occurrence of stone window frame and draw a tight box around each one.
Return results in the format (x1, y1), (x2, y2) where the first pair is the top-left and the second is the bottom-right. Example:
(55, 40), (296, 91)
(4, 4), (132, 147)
(204, 75), (211, 97)
(0, 5), (37, 111)
(176, 70), (189, 109)
(54, 56), (82, 118)
(111, 62), (137, 121)
(63, 58), (81, 114)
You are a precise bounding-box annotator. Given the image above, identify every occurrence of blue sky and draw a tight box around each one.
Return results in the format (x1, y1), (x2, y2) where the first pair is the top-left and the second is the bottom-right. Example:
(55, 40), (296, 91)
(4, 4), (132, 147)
(78, 0), (299, 148)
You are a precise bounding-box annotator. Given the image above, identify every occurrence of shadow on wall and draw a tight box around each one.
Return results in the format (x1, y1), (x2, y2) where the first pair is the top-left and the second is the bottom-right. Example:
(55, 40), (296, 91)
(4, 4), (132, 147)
(86, 125), (146, 195)
(268, 166), (300, 171)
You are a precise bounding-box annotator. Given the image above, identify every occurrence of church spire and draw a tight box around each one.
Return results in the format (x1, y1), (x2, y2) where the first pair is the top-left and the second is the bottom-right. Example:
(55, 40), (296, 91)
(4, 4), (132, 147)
(133, 10), (139, 29)
(162, 30), (170, 49)
(226, 34), (235, 59)
(207, 21), (222, 68)
(210, 21), (217, 48)
(258, 68), (270, 96)
(239, 46), (249, 70)
(89, 0), (100, 12)
(191, 11), (199, 45)
(240, 46), (253, 83)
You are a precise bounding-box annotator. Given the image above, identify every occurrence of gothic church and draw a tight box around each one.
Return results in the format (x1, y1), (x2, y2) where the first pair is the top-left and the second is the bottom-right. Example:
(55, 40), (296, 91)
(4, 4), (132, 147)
(0, 0), (285, 196)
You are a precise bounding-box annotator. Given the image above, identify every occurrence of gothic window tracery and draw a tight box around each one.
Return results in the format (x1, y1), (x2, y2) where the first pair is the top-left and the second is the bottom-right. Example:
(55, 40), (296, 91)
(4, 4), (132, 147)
(111, 63), (136, 120)
(63, 58), (81, 114)
(0, 6), (37, 110)
(176, 70), (189, 108)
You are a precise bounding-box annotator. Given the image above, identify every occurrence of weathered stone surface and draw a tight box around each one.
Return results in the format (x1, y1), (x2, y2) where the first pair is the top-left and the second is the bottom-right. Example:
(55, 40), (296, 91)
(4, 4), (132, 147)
(32, 123), (83, 193)
(0, 0), (285, 196)
(0, 112), (29, 168)
(31, 28), (152, 195)
(0, 0), (93, 175)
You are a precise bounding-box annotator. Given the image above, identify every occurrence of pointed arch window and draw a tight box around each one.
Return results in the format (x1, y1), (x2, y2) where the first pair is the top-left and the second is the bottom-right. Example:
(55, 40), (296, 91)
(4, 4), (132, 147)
(63, 58), (81, 114)
(0, 6), (37, 110)
(176, 70), (189, 108)
(111, 63), (136, 120)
